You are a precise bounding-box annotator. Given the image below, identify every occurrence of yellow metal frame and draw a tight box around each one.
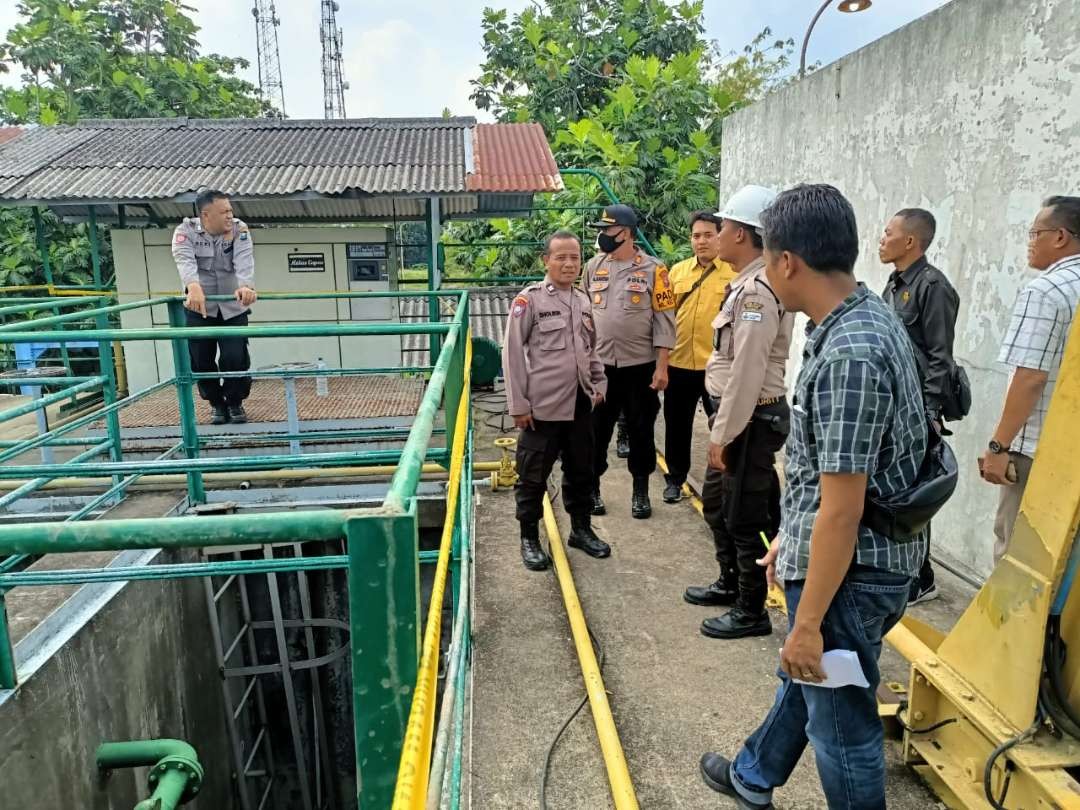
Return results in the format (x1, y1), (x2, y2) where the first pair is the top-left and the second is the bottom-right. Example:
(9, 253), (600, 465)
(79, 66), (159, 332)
(894, 315), (1080, 808)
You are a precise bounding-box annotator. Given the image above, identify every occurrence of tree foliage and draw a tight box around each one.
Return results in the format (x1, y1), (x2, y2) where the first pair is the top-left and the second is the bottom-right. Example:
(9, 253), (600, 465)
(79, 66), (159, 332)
(455, 0), (794, 276)
(0, 0), (269, 293)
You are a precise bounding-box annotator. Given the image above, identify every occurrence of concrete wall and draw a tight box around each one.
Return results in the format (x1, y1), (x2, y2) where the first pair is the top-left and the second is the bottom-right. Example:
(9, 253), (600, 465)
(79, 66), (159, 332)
(0, 552), (233, 809)
(718, 0), (1080, 576)
(111, 225), (401, 395)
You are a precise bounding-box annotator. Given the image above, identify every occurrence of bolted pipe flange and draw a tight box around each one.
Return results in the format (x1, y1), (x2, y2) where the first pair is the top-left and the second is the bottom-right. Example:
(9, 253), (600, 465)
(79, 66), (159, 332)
(145, 755), (204, 804)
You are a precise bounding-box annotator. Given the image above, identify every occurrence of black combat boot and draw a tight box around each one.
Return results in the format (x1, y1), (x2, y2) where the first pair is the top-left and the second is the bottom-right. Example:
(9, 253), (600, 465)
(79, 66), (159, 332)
(684, 577), (738, 606)
(631, 475), (651, 519)
(700, 753), (773, 808)
(210, 404), (229, 425)
(567, 514), (611, 558)
(590, 488), (606, 516)
(662, 474), (683, 503)
(616, 420), (630, 459)
(519, 521), (550, 571)
(227, 404), (248, 424)
(700, 607), (772, 639)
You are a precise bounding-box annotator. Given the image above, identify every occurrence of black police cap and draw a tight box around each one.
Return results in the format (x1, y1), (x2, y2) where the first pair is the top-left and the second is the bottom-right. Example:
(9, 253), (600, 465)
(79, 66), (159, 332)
(589, 204), (638, 229)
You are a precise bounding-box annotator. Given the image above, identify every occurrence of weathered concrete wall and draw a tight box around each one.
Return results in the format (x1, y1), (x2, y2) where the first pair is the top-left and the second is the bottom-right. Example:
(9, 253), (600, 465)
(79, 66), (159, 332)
(0, 551), (233, 809)
(719, 0), (1080, 576)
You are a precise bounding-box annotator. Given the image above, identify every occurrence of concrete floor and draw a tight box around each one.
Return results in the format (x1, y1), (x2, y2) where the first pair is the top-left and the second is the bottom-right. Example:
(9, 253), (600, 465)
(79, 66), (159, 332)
(470, 410), (967, 809)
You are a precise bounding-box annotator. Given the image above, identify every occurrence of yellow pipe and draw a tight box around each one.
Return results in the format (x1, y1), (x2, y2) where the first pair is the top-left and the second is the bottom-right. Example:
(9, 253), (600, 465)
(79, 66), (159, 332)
(0, 460), (502, 492)
(392, 334), (473, 810)
(542, 493), (641, 810)
(655, 451), (787, 612)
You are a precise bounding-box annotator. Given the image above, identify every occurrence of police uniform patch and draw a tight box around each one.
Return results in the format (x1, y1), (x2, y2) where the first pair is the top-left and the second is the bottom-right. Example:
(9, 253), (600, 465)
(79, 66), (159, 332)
(741, 311), (763, 322)
(174, 233), (187, 243)
(651, 264), (676, 311)
(513, 295), (528, 317)
(594, 294), (602, 304)
(901, 290), (911, 303)
(239, 232), (249, 241)
(594, 267), (610, 277)
(743, 300), (764, 311)
(631, 294), (641, 304)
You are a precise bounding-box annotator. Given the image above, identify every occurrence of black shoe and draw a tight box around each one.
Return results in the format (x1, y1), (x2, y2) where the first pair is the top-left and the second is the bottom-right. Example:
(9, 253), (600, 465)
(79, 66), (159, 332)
(684, 579), (737, 607)
(662, 475), (683, 503)
(590, 489), (606, 516)
(520, 525), (550, 571)
(227, 405), (248, 424)
(568, 515), (611, 558)
(631, 476), (651, 519)
(616, 427), (630, 459)
(210, 405), (229, 425)
(700, 753), (772, 809)
(701, 607), (772, 640)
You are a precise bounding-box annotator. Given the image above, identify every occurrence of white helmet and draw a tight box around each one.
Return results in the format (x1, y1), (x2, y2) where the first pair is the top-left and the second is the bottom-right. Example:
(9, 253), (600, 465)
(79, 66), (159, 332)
(716, 184), (777, 230)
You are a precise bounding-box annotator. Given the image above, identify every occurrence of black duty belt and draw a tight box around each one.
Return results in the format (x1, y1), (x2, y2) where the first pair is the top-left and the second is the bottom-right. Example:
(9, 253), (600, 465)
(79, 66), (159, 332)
(757, 396), (784, 406)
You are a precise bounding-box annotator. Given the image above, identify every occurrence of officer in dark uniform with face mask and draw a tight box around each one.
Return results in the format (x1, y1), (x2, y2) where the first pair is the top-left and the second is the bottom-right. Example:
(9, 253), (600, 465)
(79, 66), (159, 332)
(172, 189), (257, 425)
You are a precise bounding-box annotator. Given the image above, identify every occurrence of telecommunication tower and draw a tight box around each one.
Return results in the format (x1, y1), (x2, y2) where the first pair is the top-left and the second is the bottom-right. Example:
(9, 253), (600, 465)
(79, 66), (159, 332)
(320, 0), (348, 118)
(251, 1), (286, 115)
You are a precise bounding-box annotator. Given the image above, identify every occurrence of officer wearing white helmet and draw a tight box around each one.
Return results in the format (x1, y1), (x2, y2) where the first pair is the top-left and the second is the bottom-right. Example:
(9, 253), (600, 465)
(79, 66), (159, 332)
(684, 185), (795, 640)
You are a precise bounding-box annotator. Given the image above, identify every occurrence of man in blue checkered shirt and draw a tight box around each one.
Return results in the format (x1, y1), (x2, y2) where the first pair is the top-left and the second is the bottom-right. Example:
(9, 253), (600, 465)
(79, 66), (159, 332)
(700, 185), (928, 810)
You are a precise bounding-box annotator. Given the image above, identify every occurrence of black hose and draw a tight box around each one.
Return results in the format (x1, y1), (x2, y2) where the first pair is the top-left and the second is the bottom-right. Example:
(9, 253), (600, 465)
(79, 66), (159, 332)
(1040, 616), (1080, 738)
(982, 718), (1039, 809)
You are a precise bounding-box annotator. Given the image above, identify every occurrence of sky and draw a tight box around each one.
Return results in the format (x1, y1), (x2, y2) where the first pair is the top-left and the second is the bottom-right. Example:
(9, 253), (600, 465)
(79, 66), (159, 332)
(0, 0), (954, 120)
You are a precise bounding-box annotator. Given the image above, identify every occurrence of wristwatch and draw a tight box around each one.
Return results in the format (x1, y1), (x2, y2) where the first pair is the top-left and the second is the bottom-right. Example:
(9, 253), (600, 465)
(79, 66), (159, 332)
(988, 440), (1007, 454)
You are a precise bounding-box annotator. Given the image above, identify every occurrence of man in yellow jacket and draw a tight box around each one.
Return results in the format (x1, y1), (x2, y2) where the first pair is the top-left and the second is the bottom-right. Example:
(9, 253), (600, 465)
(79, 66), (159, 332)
(662, 211), (738, 503)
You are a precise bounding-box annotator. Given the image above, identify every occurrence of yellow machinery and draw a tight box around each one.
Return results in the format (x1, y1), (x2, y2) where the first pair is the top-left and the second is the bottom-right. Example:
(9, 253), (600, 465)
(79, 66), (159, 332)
(890, 317), (1080, 808)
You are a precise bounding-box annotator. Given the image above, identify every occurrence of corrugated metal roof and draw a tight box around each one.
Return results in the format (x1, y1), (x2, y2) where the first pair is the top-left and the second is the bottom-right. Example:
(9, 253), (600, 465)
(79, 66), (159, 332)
(0, 127), (24, 146)
(0, 117), (561, 220)
(467, 123), (562, 193)
(400, 287), (520, 366)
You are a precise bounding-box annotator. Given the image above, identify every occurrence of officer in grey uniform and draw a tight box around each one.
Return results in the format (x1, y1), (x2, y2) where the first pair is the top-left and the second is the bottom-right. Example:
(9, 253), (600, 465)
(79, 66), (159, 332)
(585, 204), (676, 519)
(172, 189), (257, 425)
(503, 230), (611, 570)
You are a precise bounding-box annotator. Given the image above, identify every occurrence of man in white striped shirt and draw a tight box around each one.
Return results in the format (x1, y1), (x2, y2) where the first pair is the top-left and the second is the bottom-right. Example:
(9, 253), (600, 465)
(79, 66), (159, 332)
(980, 196), (1080, 561)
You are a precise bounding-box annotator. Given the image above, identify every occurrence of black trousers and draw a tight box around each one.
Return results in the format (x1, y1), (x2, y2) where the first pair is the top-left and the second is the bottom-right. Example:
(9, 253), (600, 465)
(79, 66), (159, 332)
(700, 401), (789, 614)
(662, 365), (716, 485)
(185, 309), (252, 407)
(515, 389), (595, 524)
(593, 361), (660, 484)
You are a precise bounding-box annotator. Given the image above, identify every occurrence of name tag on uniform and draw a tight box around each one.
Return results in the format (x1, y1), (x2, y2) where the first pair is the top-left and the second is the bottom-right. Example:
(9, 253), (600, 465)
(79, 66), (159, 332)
(626, 280), (648, 293)
(741, 311), (762, 322)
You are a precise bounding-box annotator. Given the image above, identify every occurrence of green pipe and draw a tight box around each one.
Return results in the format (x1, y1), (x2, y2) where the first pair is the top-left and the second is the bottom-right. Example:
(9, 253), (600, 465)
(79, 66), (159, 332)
(0, 376), (105, 386)
(0, 447), (448, 480)
(0, 322), (455, 344)
(0, 440), (112, 509)
(32, 208), (54, 287)
(198, 426), (443, 445)
(0, 590), (16, 689)
(191, 365), (434, 380)
(97, 739), (203, 810)
(399, 277), (544, 285)
(0, 377), (104, 423)
(168, 301), (204, 503)
(87, 208), (102, 289)
(385, 321), (462, 512)
(0, 298), (171, 332)
(0, 509), (348, 556)
(0, 296), (103, 318)
(0, 379), (173, 464)
(0, 548), (444, 587)
(559, 167), (658, 257)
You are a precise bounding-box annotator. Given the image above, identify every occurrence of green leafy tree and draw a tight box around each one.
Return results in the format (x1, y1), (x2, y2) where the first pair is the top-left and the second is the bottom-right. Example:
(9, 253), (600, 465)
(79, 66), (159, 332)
(0, 0), (270, 304)
(455, 0), (794, 276)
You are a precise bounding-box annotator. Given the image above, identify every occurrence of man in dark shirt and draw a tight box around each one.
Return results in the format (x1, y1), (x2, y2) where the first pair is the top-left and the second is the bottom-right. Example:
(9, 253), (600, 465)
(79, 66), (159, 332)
(879, 208), (959, 605)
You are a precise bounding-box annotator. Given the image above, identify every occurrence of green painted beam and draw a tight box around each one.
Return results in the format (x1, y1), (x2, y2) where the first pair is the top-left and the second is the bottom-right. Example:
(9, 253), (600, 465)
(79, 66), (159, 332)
(0, 296), (103, 318)
(0, 298), (172, 332)
(190, 365), (433, 381)
(0, 377), (104, 423)
(0, 322), (455, 344)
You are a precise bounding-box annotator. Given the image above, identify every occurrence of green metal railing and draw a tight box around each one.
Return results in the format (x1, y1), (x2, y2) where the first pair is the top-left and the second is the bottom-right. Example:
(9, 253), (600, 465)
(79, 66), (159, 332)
(0, 290), (476, 809)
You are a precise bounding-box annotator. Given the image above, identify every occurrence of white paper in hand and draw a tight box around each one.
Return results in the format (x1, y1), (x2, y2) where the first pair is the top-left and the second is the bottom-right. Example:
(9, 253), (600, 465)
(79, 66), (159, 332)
(790, 649), (869, 689)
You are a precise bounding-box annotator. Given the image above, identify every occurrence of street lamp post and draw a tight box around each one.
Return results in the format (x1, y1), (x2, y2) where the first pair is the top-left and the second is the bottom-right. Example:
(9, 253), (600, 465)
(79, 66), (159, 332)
(799, 0), (872, 78)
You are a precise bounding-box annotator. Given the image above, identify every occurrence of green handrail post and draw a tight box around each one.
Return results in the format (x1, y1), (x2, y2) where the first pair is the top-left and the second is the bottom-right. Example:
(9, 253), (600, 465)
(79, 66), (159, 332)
(0, 589), (16, 689)
(167, 300), (205, 504)
(93, 300), (124, 496)
(87, 207), (103, 290)
(348, 510), (420, 809)
(96, 739), (204, 810)
(32, 206), (76, 395)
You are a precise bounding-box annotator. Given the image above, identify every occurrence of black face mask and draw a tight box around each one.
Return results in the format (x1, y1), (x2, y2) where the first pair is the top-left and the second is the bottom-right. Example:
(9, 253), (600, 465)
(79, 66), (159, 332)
(597, 230), (626, 254)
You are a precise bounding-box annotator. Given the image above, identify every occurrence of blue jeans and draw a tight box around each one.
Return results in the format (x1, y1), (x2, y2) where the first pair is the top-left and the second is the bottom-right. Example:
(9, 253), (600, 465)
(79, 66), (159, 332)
(730, 565), (911, 809)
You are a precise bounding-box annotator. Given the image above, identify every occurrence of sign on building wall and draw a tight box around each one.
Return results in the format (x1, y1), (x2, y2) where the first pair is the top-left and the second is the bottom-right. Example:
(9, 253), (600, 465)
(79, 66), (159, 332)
(288, 253), (326, 272)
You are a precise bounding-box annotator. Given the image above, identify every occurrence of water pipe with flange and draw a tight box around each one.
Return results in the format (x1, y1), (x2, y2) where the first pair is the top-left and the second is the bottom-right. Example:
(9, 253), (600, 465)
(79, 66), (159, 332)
(490, 437), (518, 491)
(96, 739), (204, 810)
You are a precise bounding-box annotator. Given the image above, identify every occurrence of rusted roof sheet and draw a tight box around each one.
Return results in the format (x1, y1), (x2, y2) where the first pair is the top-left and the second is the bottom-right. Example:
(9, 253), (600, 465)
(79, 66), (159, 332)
(0, 117), (561, 214)
(0, 127), (24, 146)
(466, 123), (562, 194)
